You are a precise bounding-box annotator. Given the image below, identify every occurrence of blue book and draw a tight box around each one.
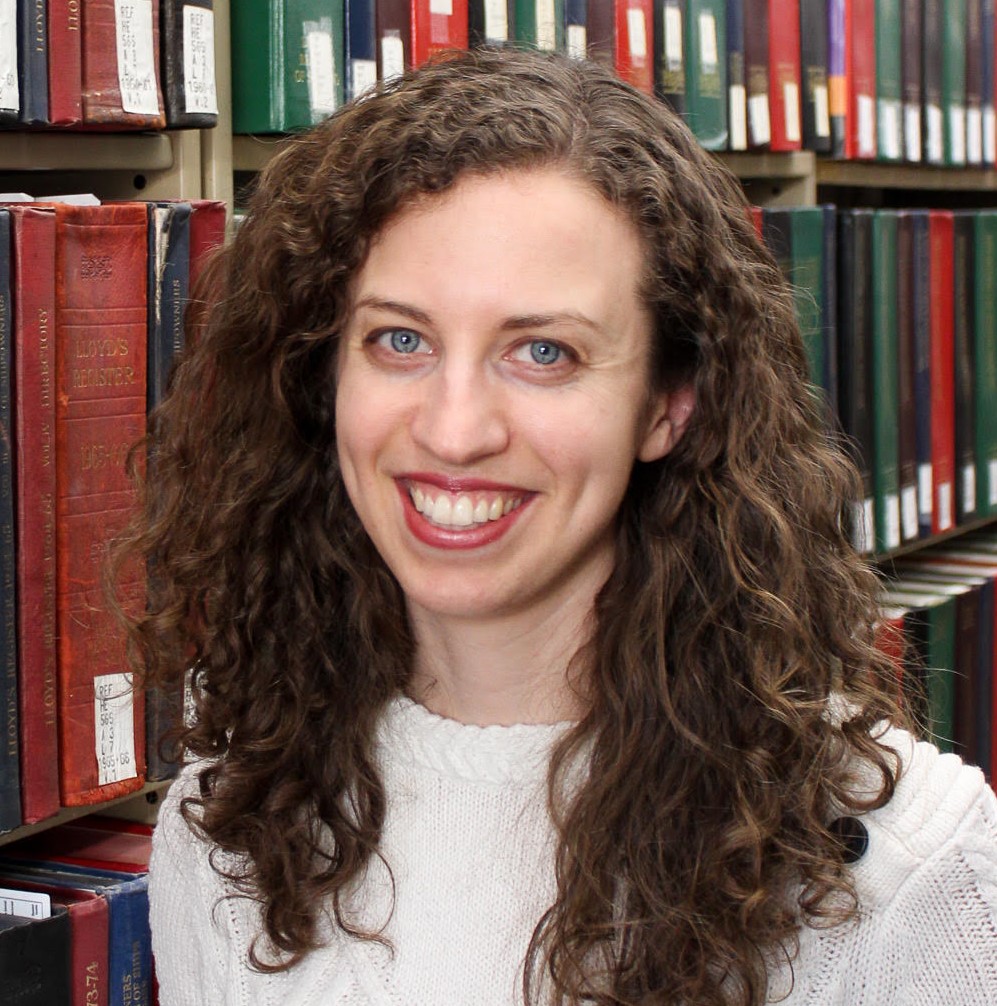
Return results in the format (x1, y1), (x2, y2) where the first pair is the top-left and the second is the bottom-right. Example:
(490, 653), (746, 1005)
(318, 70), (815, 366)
(563, 0), (586, 56)
(726, 0), (747, 148)
(346, 0), (378, 102)
(15, 0), (49, 123)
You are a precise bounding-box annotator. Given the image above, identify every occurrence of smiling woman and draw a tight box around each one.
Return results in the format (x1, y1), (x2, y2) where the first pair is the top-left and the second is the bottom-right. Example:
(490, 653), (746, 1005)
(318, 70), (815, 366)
(115, 47), (997, 1006)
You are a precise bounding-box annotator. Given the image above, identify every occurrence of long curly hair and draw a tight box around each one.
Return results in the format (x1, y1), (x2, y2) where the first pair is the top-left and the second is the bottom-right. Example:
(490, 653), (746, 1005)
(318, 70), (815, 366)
(119, 47), (906, 1006)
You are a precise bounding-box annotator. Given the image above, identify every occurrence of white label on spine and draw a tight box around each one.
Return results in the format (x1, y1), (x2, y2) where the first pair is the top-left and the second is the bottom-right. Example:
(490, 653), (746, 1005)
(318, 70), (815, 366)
(430, 0), (453, 14)
(852, 499), (875, 554)
(962, 464), (976, 514)
(484, 0), (508, 41)
(967, 107), (983, 164)
(0, 0), (18, 112)
(665, 7), (683, 67)
(878, 99), (901, 159)
(926, 104), (944, 163)
(183, 6), (218, 114)
(884, 493), (901, 550)
(94, 673), (138, 786)
(381, 33), (405, 81)
(950, 105), (966, 164)
(306, 27), (338, 117)
(566, 24), (587, 59)
(989, 459), (997, 506)
(901, 485), (918, 541)
(749, 93), (771, 146)
(536, 0), (556, 50)
(918, 462), (933, 519)
(857, 93), (875, 156)
(729, 84), (748, 149)
(904, 103), (922, 161)
(814, 83), (830, 137)
(627, 8), (647, 60)
(699, 12), (718, 69)
(984, 107), (996, 165)
(937, 481), (953, 531)
(115, 0), (160, 114)
(0, 889), (50, 919)
(784, 81), (801, 142)
(351, 59), (377, 100)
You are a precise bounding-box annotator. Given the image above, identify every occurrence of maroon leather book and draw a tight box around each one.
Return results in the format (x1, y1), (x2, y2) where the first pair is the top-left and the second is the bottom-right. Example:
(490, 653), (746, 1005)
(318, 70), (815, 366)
(188, 199), (226, 292)
(768, 0), (802, 150)
(6, 205), (60, 825)
(48, 0), (83, 124)
(846, 0), (877, 159)
(376, 0), (414, 74)
(81, 0), (166, 127)
(54, 204), (148, 806)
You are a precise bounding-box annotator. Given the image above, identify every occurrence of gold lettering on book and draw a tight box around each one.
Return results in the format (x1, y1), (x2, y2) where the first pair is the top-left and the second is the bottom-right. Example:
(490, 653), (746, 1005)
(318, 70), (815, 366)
(81, 441), (131, 472)
(86, 959), (100, 1004)
(41, 490), (56, 727)
(72, 366), (138, 389)
(34, 0), (44, 50)
(67, 0), (79, 30)
(75, 336), (129, 358)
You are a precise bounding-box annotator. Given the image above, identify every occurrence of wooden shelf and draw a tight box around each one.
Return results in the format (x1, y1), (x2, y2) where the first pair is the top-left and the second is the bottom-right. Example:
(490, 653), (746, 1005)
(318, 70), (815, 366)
(0, 133), (175, 173)
(875, 515), (997, 566)
(817, 159), (997, 192)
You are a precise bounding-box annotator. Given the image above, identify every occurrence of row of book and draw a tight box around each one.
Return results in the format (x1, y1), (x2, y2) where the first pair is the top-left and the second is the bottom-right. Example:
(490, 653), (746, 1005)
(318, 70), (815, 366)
(0, 197), (225, 838)
(233, 0), (997, 169)
(0, 815), (153, 1006)
(879, 529), (997, 783)
(0, 0), (218, 130)
(751, 204), (997, 555)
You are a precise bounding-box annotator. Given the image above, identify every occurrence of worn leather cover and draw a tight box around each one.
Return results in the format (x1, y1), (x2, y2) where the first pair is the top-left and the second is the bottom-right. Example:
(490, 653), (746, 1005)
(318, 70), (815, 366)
(161, 0), (218, 127)
(845, 0), (876, 159)
(952, 212), (978, 523)
(47, 0), (83, 124)
(16, 0), (49, 123)
(767, 0), (801, 149)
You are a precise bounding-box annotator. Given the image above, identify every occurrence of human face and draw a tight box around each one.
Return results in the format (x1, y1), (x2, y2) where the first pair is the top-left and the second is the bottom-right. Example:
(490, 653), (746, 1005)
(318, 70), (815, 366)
(336, 168), (680, 626)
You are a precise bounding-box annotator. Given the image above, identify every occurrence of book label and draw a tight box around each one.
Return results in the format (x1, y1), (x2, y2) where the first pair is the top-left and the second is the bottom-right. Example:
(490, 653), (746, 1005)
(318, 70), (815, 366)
(0, 888), (51, 919)
(884, 493), (901, 549)
(901, 485), (918, 540)
(926, 104), (944, 162)
(430, 0), (454, 13)
(114, 0), (160, 115)
(729, 85), (747, 148)
(962, 464), (976, 514)
(905, 104), (922, 160)
(536, 0), (556, 49)
(664, 7), (683, 65)
(567, 24), (587, 59)
(0, 0), (17, 112)
(306, 25), (338, 118)
(989, 459), (997, 506)
(94, 672), (138, 786)
(949, 105), (967, 163)
(967, 108), (983, 163)
(918, 462), (933, 519)
(380, 34), (405, 81)
(698, 12), (718, 69)
(784, 82), (801, 143)
(937, 480), (953, 530)
(857, 94), (875, 156)
(352, 59), (377, 99)
(814, 83), (830, 137)
(627, 8), (648, 60)
(183, 6), (219, 115)
(749, 94), (771, 145)
(879, 100), (901, 159)
(985, 109), (996, 164)
(852, 498), (875, 553)
(484, 0), (508, 41)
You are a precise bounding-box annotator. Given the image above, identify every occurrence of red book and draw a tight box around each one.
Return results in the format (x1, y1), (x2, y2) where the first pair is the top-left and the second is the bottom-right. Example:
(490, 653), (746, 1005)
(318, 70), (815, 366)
(749, 204), (764, 237)
(767, 0), (802, 150)
(188, 200), (227, 293)
(55, 203), (148, 806)
(48, 0), (83, 124)
(410, 0), (468, 68)
(81, 0), (166, 127)
(3, 817), (153, 873)
(928, 210), (956, 535)
(6, 206), (60, 825)
(845, 0), (876, 158)
(616, 0), (654, 95)
(0, 873), (108, 1006)
(875, 607), (907, 690)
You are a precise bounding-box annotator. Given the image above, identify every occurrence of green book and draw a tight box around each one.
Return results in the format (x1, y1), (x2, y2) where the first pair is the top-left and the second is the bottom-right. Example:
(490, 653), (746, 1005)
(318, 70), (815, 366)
(513, 0), (564, 50)
(874, 0), (903, 160)
(974, 211), (997, 516)
(231, 0), (345, 133)
(788, 207), (827, 398)
(942, 0), (968, 165)
(684, 0), (727, 149)
(871, 210), (901, 553)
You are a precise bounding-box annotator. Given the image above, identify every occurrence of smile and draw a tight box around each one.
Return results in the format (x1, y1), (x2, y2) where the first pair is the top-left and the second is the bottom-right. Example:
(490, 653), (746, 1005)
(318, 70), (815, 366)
(410, 486), (524, 528)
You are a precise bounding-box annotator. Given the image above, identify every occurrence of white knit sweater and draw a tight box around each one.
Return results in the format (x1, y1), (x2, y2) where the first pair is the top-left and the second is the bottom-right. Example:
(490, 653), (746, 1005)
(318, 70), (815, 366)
(149, 698), (997, 1005)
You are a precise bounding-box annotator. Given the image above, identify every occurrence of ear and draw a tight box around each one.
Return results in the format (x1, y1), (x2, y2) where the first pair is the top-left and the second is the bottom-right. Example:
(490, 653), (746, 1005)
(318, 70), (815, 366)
(637, 384), (696, 462)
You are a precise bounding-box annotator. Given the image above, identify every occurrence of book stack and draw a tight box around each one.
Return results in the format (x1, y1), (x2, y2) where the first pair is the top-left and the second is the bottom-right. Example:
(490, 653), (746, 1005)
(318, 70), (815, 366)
(0, 0), (219, 130)
(0, 197), (225, 837)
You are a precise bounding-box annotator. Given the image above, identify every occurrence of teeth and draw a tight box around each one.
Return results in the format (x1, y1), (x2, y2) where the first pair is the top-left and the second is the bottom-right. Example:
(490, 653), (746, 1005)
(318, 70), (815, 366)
(410, 487), (524, 528)
(472, 499), (489, 523)
(431, 495), (452, 524)
(452, 496), (474, 526)
(488, 498), (503, 521)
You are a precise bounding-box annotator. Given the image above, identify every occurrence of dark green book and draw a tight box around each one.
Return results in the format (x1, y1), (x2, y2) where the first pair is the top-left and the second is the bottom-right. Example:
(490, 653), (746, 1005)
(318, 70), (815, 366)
(654, 0), (686, 115)
(685, 0), (727, 148)
(231, 0), (345, 133)
(874, 0), (903, 160)
(942, 0), (967, 165)
(513, 0), (564, 51)
(953, 212), (977, 523)
(974, 211), (997, 516)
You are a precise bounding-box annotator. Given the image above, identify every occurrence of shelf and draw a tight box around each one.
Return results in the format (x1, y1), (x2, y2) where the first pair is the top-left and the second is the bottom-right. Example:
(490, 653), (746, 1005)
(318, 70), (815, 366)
(717, 150), (816, 180)
(817, 160), (997, 192)
(875, 515), (997, 566)
(233, 134), (294, 173)
(0, 133), (175, 173)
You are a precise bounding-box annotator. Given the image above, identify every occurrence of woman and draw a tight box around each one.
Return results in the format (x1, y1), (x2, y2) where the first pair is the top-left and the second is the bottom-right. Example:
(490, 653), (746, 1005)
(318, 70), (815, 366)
(127, 48), (997, 1005)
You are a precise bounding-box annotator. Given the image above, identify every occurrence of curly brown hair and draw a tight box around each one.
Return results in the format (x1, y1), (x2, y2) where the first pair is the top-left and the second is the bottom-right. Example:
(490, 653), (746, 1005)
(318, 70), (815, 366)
(120, 47), (906, 1006)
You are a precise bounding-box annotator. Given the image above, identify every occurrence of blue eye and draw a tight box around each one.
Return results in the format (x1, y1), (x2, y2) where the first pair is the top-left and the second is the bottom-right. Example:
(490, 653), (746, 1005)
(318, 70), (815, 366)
(388, 329), (422, 354)
(529, 341), (561, 365)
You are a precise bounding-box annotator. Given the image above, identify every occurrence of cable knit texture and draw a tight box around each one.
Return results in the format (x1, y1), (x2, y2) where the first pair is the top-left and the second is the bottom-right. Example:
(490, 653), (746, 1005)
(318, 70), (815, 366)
(150, 699), (997, 1005)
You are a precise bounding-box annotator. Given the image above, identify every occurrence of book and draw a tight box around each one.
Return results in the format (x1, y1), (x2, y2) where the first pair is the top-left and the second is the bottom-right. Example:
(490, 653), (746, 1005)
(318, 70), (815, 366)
(346, 0), (378, 101)
(188, 199), (227, 293)
(46, 0), (83, 124)
(974, 210), (997, 517)
(846, 0), (877, 158)
(81, 0), (166, 128)
(827, 0), (846, 155)
(54, 203), (148, 807)
(767, 0), (801, 149)
(983, 0), (996, 163)
(800, 0), (832, 152)
(819, 203), (839, 416)
(231, 0), (344, 133)
(160, 0), (219, 127)
(900, 0), (922, 159)
(726, 0), (747, 148)
(874, 0), (902, 160)
(685, 0), (727, 145)
(966, 0), (984, 164)
(744, 0), (770, 146)
(0, 906), (71, 1005)
(564, 0), (586, 58)
(896, 209), (921, 542)
(0, 1), (20, 125)
(468, 0), (515, 45)
(942, 0), (968, 165)
(952, 212), (977, 523)
(376, 0), (413, 78)
(922, 0), (945, 164)
(928, 210), (956, 535)
(412, 0), (470, 65)
(15, 0), (49, 124)
(909, 208), (933, 536)
(589, 0), (654, 95)
(653, 0), (686, 115)
(5, 204), (58, 826)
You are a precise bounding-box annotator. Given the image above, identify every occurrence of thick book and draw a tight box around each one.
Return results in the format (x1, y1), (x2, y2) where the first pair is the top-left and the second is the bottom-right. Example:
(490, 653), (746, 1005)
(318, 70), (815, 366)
(900, 0), (921, 160)
(684, 0), (727, 145)
(896, 210), (921, 542)
(376, 0), (413, 77)
(0, 906), (71, 1005)
(941, 0), (967, 165)
(846, 0), (876, 158)
(744, 0), (770, 146)
(928, 210), (956, 535)
(231, 0), (344, 133)
(346, 0), (378, 102)
(726, 0), (747, 148)
(15, 0), (49, 124)
(0, 210), (18, 837)
(974, 211), (997, 517)
(160, 0), (219, 127)
(54, 204), (147, 807)
(965, 0), (984, 164)
(653, 0), (686, 116)
(827, 0), (846, 155)
(468, 0), (516, 45)
(81, 0), (166, 128)
(983, 0), (996, 163)
(874, 0), (902, 160)
(952, 212), (977, 524)
(767, 0), (801, 149)
(47, 0), (83, 124)
(922, 0), (944, 164)
(6, 205), (59, 826)
(412, 0), (470, 66)
(910, 209), (933, 537)
(800, 0), (832, 152)
(589, 0), (654, 95)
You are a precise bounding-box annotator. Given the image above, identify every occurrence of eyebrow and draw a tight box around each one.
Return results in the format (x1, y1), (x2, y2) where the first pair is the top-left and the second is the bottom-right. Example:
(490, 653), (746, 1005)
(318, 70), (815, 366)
(352, 296), (606, 335)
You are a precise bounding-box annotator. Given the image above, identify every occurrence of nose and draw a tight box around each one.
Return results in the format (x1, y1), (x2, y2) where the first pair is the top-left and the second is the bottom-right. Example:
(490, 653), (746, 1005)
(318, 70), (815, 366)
(409, 360), (510, 466)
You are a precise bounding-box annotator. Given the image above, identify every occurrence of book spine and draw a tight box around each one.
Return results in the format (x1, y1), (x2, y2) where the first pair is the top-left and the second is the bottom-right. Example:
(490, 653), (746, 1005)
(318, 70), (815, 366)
(230, 0), (280, 132)
(726, 0), (747, 148)
(653, 0), (686, 115)
(912, 210), (933, 536)
(55, 205), (148, 807)
(900, 0), (921, 159)
(820, 203), (839, 419)
(468, 0), (515, 44)
(744, 0), (770, 146)
(874, 0), (902, 159)
(104, 878), (151, 1006)
(952, 212), (977, 523)
(16, 0), (49, 123)
(160, 0), (219, 127)
(929, 210), (956, 535)
(414, 0), (471, 64)
(346, 0), (378, 101)
(685, 0), (727, 146)
(828, 0), (846, 155)
(47, 0), (83, 124)
(974, 211), (997, 516)
(800, 0), (832, 152)
(376, 0), (413, 78)
(187, 200), (226, 293)
(69, 897), (109, 1006)
(954, 589), (980, 763)
(0, 908), (72, 1003)
(767, 0), (801, 149)
(896, 211), (920, 542)
(615, 0), (653, 95)
(846, 0), (876, 158)
(298, 4), (346, 127)
(966, 0), (984, 163)
(983, 0), (996, 163)
(923, 0), (944, 163)
(789, 207), (828, 396)
(942, 0), (967, 165)
(976, 579), (995, 777)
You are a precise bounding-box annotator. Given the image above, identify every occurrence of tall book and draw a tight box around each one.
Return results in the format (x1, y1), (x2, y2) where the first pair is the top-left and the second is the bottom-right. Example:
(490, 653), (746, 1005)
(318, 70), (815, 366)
(726, 0), (747, 148)
(346, 0), (378, 101)
(874, 0), (902, 160)
(928, 210), (956, 535)
(827, 0), (846, 155)
(81, 0), (166, 127)
(160, 0), (219, 127)
(744, 0), (770, 146)
(15, 0), (49, 124)
(966, 0), (984, 164)
(468, 0), (516, 44)
(922, 0), (944, 164)
(983, 0), (996, 164)
(846, 0), (877, 158)
(896, 210), (921, 542)
(231, 0), (344, 133)
(685, 0), (727, 143)
(511, 0), (557, 52)
(0, 210), (18, 836)
(564, 0), (586, 57)
(800, 0), (832, 152)
(974, 211), (997, 517)
(910, 209), (934, 536)
(819, 203), (839, 417)
(900, 0), (921, 159)
(54, 204), (147, 807)
(6, 205), (59, 826)
(589, 0), (654, 95)
(376, 0), (412, 76)
(941, 0), (967, 165)
(767, 0), (801, 149)
(952, 212), (977, 524)
(46, 0), (83, 124)
(0, 908), (71, 1005)
(654, 0), (686, 115)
